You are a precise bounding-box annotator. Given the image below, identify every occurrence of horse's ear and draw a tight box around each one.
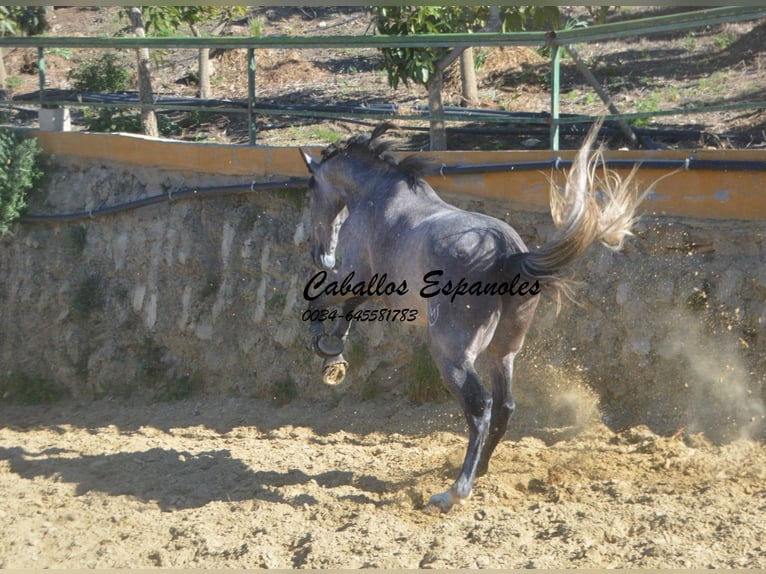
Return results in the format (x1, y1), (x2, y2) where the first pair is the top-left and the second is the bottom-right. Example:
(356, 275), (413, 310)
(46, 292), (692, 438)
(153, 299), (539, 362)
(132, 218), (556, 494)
(300, 149), (320, 174)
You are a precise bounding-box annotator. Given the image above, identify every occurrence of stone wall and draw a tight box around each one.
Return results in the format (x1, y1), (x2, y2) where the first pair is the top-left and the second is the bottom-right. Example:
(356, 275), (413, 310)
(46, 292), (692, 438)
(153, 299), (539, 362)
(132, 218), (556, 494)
(1, 155), (764, 441)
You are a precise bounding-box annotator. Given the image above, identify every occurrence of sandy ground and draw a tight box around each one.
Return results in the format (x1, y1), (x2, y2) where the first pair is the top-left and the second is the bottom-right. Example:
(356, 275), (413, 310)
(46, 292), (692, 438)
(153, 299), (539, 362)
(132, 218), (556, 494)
(1, 394), (764, 568)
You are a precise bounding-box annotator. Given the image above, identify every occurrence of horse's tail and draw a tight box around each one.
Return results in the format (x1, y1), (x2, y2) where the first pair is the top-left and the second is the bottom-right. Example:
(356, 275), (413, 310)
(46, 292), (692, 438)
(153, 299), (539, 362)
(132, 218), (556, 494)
(519, 119), (648, 309)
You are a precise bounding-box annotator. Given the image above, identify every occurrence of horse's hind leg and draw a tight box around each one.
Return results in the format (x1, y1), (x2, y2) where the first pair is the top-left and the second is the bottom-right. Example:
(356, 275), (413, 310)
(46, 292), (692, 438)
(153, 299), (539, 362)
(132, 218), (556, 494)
(476, 295), (538, 476)
(425, 348), (492, 513)
(477, 352), (517, 477)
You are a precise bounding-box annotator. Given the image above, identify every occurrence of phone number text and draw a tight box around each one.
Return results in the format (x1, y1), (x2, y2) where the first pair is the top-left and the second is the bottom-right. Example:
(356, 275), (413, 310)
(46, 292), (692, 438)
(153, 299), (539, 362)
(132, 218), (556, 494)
(301, 308), (418, 323)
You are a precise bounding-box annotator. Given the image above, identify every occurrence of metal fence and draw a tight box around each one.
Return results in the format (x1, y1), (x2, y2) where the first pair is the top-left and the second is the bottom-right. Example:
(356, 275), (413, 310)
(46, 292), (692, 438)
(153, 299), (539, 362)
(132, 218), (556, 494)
(1, 5), (765, 149)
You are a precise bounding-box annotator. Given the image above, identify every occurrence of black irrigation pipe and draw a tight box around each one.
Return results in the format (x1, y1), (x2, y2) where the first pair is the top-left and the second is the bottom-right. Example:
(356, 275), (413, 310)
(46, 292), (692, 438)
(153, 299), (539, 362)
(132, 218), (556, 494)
(7, 93), (763, 146)
(19, 155), (765, 225)
(437, 157), (766, 177)
(18, 180), (307, 224)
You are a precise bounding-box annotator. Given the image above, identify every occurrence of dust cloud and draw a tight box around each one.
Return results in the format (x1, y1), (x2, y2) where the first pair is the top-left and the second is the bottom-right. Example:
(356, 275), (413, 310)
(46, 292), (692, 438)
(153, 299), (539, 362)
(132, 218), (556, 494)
(659, 309), (765, 442)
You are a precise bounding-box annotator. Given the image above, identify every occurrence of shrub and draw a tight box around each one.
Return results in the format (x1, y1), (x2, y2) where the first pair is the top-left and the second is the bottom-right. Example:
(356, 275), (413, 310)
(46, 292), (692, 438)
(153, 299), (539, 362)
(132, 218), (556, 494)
(67, 53), (182, 136)
(272, 377), (298, 405)
(82, 107), (143, 134)
(2, 372), (63, 404)
(0, 129), (43, 236)
(67, 53), (132, 93)
(68, 53), (140, 134)
(407, 342), (446, 404)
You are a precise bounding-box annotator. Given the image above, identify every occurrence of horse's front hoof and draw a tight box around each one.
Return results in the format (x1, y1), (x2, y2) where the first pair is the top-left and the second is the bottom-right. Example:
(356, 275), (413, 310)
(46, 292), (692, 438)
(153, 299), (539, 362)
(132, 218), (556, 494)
(313, 334), (344, 358)
(322, 358), (348, 385)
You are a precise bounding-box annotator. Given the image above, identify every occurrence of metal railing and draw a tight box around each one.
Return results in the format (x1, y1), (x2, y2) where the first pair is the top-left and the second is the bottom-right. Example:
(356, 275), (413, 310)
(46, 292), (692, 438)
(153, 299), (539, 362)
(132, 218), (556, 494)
(1, 5), (765, 149)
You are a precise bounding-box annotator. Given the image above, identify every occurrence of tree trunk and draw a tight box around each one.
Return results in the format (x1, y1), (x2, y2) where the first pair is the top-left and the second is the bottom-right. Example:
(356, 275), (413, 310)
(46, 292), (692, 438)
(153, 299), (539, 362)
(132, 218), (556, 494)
(427, 72), (446, 151)
(190, 23), (210, 100)
(129, 7), (159, 137)
(0, 48), (7, 91)
(427, 9), (501, 148)
(459, 47), (478, 107)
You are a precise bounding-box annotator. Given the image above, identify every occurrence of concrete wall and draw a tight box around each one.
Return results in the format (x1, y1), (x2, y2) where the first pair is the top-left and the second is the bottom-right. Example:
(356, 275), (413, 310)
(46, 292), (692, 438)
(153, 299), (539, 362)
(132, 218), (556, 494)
(1, 133), (764, 442)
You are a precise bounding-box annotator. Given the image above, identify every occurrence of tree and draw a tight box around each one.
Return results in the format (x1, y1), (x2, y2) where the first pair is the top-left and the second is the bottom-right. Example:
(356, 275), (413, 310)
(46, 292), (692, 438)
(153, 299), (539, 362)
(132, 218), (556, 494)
(127, 7), (159, 137)
(120, 7), (245, 135)
(128, 6), (246, 99)
(0, 7), (48, 91)
(371, 6), (560, 150)
(173, 7), (246, 99)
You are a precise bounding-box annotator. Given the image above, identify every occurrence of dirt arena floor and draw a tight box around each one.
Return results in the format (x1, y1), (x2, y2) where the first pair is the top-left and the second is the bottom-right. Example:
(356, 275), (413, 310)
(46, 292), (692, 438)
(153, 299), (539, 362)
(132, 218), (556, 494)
(1, 394), (764, 568)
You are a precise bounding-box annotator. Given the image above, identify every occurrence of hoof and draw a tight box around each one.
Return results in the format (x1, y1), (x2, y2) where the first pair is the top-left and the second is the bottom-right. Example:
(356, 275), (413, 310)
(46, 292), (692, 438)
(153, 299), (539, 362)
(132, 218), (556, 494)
(322, 359), (348, 385)
(423, 488), (467, 514)
(313, 334), (344, 358)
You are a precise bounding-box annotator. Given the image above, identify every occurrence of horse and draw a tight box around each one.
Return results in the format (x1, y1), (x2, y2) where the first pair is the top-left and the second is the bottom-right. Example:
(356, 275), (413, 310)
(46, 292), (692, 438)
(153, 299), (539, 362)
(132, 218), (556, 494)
(299, 121), (645, 513)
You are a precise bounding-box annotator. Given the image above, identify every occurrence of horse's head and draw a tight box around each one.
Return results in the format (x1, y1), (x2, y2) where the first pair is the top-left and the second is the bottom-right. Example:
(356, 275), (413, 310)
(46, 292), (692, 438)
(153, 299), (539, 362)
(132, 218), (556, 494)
(301, 149), (348, 270)
(299, 123), (422, 270)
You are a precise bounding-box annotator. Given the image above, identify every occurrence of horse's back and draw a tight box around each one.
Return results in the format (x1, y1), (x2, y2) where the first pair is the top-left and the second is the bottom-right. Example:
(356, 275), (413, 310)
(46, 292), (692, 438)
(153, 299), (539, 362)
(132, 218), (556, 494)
(420, 208), (529, 268)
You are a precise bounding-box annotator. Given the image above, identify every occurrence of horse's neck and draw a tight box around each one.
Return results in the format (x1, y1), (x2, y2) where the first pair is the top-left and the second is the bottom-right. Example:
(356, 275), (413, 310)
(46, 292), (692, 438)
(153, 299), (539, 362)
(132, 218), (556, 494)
(332, 159), (443, 212)
(348, 178), (416, 211)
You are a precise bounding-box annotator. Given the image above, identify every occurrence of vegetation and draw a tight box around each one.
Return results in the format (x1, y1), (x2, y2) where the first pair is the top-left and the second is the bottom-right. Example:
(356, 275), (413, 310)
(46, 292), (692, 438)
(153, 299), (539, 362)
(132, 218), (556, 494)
(67, 52), (132, 93)
(67, 53), (137, 133)
(64, 224), (88, 254)
(272, 376), (299, 405)
(71, 275), (105, 318)
(0, 129), (43, 236)
(2, 371), (63, 404)
(370, 6), (561, 149)
(406, 342), (445, 404)
(0, 6), (49, 90)
(118, 6), (247, 108)
(687, 280), (712, 311)
(155, 374), (201, 402)
(66, 51), (181, 135)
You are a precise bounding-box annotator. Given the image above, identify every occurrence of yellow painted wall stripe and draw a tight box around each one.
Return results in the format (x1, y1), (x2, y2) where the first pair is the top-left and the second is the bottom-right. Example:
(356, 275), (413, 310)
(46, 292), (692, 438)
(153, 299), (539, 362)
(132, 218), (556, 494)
(34, 131), (766, 220)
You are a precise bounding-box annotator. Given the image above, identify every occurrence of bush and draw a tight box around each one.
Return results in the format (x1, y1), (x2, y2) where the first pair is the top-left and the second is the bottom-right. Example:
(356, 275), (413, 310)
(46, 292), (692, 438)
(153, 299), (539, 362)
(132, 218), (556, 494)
(67, 52), (181, 137)
(67, 53), (132, 93)
(407, 342), (446, 404)
(2, 372), (63, 404)
(67, 53), (139, 134)
(0, 129), (43, 236)
(82, 107), (143, 134)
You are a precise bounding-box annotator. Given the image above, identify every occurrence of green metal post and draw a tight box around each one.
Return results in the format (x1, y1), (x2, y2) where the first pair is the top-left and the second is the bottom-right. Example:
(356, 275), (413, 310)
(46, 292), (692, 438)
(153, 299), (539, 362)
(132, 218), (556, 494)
(37, 47), (46, 108)
(248, 47), (256, 145)
(550, 44), (560, 151)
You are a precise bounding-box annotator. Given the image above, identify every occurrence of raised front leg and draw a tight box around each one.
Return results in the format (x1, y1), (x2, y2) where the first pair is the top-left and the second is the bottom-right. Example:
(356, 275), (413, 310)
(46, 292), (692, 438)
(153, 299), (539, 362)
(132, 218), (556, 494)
(308, 295), (366, 385)
(424, 356), (492, 514)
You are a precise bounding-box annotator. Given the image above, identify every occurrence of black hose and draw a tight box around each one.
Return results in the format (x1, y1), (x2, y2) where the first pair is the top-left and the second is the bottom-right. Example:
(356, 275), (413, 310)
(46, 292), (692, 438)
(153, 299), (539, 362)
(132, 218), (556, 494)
(7, 92), (763, 146)
(19, 179), (308, 224)
(18, 154), (765, 225)
(436, 157), (766, 176)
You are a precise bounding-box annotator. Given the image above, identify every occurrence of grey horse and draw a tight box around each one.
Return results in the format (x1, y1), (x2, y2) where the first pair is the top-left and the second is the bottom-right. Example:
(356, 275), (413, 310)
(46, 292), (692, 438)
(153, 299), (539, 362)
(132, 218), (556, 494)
(300, 122), (644, 513)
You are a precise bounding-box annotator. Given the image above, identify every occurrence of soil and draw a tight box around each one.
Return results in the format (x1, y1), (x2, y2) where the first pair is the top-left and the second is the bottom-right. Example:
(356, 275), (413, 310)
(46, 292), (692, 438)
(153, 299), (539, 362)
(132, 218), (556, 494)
(1, 6), (764, 149)
(2, 6), (766, 569)
(2, 396), (765, 568)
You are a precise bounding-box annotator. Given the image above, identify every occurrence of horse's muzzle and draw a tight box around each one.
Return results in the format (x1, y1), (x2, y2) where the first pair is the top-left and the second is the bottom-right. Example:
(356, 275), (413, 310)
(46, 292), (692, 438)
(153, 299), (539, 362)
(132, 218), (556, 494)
(312, 247), (335, 270)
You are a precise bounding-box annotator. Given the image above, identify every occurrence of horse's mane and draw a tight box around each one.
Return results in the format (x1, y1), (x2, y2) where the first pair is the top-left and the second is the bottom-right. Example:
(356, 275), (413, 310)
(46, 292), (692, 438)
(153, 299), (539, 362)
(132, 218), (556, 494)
(321, 122), (434, 184)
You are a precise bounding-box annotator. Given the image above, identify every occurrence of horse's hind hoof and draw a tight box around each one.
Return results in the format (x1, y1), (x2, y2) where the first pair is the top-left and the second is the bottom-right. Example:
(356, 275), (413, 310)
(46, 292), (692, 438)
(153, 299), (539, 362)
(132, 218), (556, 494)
(313, 334), (344, 358)
(322, 359), (348, 385)
(424, 488), (467, 514)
